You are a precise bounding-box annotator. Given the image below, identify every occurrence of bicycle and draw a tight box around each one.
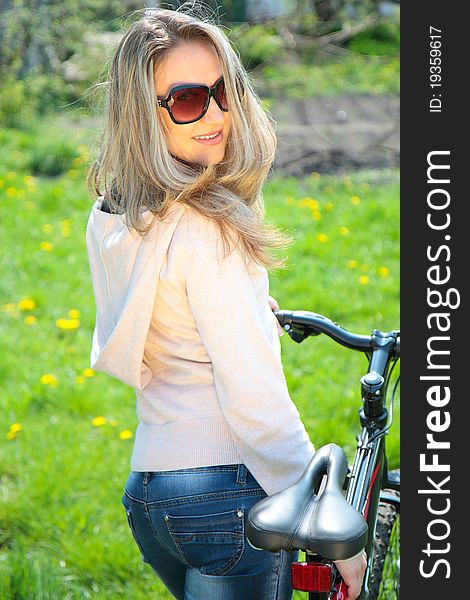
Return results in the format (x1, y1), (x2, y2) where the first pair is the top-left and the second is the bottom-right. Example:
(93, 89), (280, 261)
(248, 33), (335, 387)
(246, 310), (400, 600)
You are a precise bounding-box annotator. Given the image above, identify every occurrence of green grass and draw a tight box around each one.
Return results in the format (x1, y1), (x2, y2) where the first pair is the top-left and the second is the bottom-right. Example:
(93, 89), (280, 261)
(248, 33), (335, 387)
(0, 134), (399, 598)
(259, 54), (399, 103)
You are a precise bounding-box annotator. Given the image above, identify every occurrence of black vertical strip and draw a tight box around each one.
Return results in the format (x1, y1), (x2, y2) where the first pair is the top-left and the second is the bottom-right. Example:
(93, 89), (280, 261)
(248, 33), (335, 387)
(401, 3), (466, 597)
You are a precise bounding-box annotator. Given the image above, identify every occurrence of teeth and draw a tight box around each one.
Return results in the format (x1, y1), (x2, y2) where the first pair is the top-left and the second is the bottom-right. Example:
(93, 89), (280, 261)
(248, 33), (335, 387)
(195, 131), (220, 140)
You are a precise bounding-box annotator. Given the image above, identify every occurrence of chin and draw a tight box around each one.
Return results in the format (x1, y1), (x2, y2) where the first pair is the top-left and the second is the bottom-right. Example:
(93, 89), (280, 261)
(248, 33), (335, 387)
(199, 151), (226, 167)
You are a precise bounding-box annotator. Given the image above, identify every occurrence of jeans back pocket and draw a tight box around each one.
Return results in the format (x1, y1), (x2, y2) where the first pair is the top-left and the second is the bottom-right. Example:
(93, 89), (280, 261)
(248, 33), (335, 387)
(164, 507), (245, 576)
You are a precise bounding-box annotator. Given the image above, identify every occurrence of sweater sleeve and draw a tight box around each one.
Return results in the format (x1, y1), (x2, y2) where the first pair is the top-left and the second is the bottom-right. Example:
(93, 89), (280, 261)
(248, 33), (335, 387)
(182, 215), (315, 496)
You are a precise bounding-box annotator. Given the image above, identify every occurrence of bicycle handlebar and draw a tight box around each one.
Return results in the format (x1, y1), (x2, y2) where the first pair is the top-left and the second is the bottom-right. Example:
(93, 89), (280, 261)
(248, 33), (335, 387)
(274, 310), (400, 359)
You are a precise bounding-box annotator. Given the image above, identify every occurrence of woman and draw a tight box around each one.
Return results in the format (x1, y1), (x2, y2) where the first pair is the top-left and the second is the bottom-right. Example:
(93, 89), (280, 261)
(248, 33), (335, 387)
(85, 7), (366, 600)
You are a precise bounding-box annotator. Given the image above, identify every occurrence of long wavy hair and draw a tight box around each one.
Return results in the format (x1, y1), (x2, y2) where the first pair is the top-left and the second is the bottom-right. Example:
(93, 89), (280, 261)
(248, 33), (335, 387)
(86, 5), (292, 268)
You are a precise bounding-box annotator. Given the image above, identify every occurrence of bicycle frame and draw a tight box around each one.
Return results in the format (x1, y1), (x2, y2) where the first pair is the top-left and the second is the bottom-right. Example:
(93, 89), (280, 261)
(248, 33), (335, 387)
(306, 432), (393, 600)
(275, 311), (400, 600)
(345, 332), (400, 599)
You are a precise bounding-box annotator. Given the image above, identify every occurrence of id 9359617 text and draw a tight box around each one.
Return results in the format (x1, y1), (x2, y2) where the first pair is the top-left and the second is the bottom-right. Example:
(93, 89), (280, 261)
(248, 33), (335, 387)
(429, 26), (442, 113)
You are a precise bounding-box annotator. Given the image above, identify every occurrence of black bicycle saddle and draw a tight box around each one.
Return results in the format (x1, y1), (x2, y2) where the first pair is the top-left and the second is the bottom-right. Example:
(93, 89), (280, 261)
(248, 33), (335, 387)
(246, 444), (368, 560)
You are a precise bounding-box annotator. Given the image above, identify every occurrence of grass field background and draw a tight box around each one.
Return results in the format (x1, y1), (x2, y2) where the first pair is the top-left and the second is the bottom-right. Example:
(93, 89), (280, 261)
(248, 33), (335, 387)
(0, 123), (399, 597)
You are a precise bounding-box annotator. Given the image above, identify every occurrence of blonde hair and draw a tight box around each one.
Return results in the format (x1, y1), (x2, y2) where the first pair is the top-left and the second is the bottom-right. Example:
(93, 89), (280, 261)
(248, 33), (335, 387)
(87, 5), (292, 268)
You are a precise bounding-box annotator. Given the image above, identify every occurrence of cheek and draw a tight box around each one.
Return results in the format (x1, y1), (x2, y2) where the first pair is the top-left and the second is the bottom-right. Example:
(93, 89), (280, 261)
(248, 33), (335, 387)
(224, 112), (232, 133)
(161, 115), (193, 155)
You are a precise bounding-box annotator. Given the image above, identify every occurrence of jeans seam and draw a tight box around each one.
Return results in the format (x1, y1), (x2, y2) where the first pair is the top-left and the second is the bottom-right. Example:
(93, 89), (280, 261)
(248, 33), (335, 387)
(124, 507), (149, 561)
(141, 474), (168, 548)
(165, 522), (191, 566)
(210, 534), (245, 575)
(165, 514), (245, 575)
(140, 466), (240, 476)
(143, 502), (168, 549)
(215, 513), (246, 575)
(145, 488), (265, 509)
(274, 551), (284, 599)
(123, 491), (170, 550)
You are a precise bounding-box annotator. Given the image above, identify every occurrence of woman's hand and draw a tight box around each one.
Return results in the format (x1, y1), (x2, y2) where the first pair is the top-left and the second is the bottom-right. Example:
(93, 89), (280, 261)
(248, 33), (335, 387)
(268, 295), (284, 336)
(334, 550), (367, 600)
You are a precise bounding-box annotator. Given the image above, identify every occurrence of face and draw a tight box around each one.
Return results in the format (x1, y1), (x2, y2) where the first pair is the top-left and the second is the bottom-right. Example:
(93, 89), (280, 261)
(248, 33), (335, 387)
(155, 40), (232, 166)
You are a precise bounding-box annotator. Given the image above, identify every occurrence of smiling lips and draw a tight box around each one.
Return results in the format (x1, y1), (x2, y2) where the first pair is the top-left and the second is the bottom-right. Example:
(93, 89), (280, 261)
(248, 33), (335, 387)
(193, 129), (223, 145)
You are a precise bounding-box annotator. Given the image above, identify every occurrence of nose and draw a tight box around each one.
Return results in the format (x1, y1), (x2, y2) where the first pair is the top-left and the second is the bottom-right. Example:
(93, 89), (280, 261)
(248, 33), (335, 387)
(203, 95), (225, 123)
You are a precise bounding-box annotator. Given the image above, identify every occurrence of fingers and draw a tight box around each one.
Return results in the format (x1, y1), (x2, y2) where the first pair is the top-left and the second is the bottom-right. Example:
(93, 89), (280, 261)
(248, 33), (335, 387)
(267, 295), (284, 336)
(267, 295), (279, 311)
(345, 578), (362, 600)
(335, 550), (368, 600)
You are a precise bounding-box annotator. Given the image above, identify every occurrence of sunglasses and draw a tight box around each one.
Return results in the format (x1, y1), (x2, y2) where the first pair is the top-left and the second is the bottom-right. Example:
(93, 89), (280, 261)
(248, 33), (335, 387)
(157, 76), (228, 125)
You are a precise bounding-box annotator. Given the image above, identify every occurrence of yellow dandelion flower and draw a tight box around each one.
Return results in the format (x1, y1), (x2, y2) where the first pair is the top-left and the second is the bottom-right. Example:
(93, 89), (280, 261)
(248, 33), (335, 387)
(7, 431), (17, 440)
(24, 315), (37, 326)
(68, 309), (80, 319)
(339, 226), (350, 236)
(42, 224), (53, 234)
(24, 201), (36, 210)
(66, 346), (76, 354)
(360, 264), (369, 273)
(347, 260), (358, 269)
(311, 210), (322, 221)
(40, 373), (58, 387)
(310, 171), (321, 179)
(119, 430), (133, 440)
(55, 318), (80, 330)
(59, 219), (72, 227)
(2, 303), (18, 315)
(18, 298), (36, 311)
(68, 169), (78, 178)
(23, 175), (36, 187)
(378, 266), (390, 277)
(6, 187), (16, 197)
(317, 233), (329, 244)
(359, 275), (370, 285)
(6, 172), (16, 180)
(72, 157), (83, 167)
(0, 179), (4, 188)
(324, 201), (334, 212)
(351, 196), (361, 206)
(110, 420), (119, 427)
(17, 189), (25, 198)
(82, 368), (95, 378)
(10, 423), (22, 433)
(75, 375), (85, 384)
(92, 416), (107, 427)
(61, 226), (71, 237)
(309, 199), (320, 210)
(299, 198), (319, 210)
(40, 241), (54, 252)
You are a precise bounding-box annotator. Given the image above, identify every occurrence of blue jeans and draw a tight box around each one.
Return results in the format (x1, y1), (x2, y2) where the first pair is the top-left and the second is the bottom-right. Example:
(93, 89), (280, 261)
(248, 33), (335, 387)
(122, 464), (298, 599)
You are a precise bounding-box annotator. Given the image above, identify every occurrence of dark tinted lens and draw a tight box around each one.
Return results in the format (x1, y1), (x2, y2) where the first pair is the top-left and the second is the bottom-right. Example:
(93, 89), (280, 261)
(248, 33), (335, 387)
(215, 79), (228, 110)
(171, 87), (208, 122)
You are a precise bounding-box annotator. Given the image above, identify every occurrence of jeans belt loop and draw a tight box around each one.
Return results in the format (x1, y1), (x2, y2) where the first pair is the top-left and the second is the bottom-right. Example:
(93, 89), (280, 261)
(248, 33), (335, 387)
(143, 471), (152, 501)
(236, 464), (248, 484)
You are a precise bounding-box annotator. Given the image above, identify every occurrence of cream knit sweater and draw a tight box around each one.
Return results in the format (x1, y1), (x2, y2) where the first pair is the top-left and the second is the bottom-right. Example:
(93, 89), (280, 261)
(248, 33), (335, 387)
(86, 199), (314, 496)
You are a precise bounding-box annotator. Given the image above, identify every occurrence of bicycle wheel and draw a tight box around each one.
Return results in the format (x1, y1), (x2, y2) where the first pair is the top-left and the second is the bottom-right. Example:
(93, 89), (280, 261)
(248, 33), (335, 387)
(368, 490), (400, 600)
